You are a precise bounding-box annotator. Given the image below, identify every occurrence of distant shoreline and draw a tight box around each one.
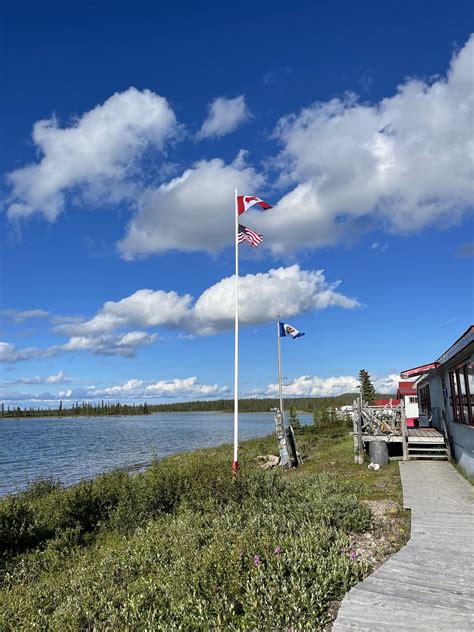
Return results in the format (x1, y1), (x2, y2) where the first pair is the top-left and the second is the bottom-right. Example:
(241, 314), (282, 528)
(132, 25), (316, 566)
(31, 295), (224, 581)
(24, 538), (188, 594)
(0, 393), (372, 421)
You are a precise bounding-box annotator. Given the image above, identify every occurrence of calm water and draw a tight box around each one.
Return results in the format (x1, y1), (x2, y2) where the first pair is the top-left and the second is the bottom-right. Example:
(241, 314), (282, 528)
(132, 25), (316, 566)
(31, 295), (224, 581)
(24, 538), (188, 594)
(0, 411), (312, 496)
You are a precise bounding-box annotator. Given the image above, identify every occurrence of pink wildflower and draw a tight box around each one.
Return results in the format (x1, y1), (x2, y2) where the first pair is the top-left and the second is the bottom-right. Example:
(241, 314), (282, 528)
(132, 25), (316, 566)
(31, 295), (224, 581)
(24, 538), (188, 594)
(253, 554), (261, 567)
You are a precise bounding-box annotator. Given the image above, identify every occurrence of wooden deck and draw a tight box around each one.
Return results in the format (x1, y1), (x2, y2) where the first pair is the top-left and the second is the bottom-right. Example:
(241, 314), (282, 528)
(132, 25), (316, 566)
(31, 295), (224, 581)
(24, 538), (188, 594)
(333, 461), (474, 631)
(362, 428), (444, 443)
(407, 428), (445, 443)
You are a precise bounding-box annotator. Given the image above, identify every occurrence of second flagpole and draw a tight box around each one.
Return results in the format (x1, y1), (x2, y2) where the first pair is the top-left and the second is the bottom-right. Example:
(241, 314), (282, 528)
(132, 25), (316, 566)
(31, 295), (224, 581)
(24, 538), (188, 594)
(233, 188), (239, 478)
(276, 316), (284, 422)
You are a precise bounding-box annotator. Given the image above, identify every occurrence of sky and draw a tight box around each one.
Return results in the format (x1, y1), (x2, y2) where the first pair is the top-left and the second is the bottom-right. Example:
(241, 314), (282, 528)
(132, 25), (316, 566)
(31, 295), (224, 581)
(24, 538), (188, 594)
(1, 0), (473, 407)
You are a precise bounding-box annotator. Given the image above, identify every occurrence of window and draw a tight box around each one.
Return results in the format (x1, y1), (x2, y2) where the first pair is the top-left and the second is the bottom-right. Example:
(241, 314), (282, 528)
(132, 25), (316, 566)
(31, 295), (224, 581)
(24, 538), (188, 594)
(419, 385), (431, 414)
(409, 396), (418, 403)
(449, 361), (473, 425)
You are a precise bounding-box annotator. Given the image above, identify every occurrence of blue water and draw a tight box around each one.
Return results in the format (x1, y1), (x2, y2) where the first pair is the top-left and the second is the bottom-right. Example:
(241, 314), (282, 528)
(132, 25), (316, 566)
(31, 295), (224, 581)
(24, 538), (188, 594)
(0, 412), (312, 496)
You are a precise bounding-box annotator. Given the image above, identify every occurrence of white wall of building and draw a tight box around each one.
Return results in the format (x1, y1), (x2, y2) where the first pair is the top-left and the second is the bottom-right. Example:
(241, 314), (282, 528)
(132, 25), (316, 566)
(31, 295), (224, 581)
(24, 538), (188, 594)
(404, 395), (419, 419)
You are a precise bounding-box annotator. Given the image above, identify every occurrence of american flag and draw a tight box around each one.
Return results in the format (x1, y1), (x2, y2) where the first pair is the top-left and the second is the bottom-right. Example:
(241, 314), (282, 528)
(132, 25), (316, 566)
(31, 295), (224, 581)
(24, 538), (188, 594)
(238, 224), (263, 248)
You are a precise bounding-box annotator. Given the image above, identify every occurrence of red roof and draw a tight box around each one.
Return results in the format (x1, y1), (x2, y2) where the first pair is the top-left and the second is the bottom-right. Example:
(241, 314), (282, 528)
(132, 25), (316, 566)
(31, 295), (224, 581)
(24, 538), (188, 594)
(400, 362), (439, 378)
(374, 399), (400, 407)
(397, 381), (417, 397)
(401, 325), (474, 377)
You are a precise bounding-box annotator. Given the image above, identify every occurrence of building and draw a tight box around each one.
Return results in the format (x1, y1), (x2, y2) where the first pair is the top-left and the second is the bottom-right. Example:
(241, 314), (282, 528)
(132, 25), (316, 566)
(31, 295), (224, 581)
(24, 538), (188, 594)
(396, 381), (419, 427)
(401, 325), (474, 476)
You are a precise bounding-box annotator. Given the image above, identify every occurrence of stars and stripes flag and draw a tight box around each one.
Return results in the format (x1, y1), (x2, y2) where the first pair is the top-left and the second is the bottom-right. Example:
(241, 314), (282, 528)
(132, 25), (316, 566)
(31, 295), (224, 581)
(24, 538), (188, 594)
(238, 224), (263, 248)
(237, 195), (272, 216)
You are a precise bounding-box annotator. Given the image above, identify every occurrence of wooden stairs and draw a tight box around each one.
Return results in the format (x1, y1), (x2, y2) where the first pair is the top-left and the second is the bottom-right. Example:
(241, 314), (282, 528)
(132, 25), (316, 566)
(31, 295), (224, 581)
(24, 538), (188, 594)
(406, 428), (448, 461)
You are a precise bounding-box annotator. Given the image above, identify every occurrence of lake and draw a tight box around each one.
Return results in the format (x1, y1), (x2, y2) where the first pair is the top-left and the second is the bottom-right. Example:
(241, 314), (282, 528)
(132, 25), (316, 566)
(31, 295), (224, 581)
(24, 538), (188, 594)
(0, 411), (312, 496)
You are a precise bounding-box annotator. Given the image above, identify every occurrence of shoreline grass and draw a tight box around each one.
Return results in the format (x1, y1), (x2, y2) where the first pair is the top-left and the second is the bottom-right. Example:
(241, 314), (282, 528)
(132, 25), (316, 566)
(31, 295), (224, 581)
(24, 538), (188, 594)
(0, 423), (409, 630)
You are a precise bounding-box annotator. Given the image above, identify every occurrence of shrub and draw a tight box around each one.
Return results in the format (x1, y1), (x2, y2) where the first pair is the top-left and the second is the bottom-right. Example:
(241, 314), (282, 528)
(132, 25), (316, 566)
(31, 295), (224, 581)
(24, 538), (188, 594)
(0, 470), (372, 630)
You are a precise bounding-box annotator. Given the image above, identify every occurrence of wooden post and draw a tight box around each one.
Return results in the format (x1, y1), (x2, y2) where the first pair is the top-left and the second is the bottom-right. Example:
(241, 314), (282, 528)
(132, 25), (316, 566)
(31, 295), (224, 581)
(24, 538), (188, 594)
(354, 398), (364, 464)
(353, 401), (359, 464)
(400, 399), (408, 462)
(441, 409), (453, 461)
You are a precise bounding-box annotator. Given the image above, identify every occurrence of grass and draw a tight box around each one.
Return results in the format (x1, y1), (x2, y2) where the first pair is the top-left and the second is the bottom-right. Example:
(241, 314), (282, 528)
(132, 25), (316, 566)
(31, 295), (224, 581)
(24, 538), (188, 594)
(0, 422), (410, 630)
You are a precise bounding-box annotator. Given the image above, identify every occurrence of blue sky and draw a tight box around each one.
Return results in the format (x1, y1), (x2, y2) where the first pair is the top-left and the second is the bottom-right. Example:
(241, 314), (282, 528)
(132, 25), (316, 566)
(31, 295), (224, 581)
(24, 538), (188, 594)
(1, 0), (473, 406)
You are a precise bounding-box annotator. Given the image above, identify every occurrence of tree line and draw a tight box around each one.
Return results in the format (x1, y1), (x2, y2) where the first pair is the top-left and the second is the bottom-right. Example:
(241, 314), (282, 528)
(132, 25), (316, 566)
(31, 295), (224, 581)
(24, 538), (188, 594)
(0, 401), (150, 419)
(1, 384), (391, 420)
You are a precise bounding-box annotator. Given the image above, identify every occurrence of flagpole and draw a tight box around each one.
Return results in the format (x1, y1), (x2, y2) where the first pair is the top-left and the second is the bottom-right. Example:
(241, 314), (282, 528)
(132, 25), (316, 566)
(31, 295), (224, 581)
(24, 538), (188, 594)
(233, 188), (239, 478)
(276, 315), (284, 422)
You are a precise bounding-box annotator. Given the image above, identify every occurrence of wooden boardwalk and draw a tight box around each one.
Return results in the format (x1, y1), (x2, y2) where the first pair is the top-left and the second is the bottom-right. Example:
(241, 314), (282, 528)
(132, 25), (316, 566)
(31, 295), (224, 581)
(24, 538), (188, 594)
(333, 461), (474, 631)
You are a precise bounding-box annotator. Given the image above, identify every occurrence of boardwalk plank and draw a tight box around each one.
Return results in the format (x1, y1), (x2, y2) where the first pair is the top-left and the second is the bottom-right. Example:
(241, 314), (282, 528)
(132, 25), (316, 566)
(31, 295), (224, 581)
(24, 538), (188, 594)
(333, 461), (474, 631)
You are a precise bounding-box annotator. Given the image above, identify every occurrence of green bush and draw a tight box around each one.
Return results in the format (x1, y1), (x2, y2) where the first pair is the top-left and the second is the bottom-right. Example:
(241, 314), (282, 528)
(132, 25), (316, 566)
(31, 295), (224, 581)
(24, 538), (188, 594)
(0, 470), (371, 630)
(0, 440), (376, 629)
(0, 497), (40, 555)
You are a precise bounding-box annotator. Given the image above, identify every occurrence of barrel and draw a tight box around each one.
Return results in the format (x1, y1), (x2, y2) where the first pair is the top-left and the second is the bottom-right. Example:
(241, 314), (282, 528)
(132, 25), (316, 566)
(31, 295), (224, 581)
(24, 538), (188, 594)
(369, 441), (389, 466)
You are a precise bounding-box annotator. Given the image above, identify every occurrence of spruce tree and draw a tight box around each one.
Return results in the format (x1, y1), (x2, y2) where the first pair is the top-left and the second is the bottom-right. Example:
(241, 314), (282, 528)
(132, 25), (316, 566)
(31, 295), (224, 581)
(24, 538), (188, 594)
(359, 369), (376, 405)
(289, 405), (302, 433)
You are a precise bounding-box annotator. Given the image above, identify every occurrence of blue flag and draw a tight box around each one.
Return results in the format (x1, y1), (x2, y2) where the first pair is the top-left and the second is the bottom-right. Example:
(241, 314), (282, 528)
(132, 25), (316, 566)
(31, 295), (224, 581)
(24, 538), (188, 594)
(279, 322), (305, 339)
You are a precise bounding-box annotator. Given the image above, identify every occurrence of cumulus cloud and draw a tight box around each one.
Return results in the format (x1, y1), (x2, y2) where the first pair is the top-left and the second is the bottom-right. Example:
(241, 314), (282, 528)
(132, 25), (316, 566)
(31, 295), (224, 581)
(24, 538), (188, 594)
(0, 330), (156, 364)
(61, 331), (157, 357)
(373, 373), (402, 394)
(1, 265), (358, 363)
(118, 154), (264, 258)
(0, 376), (228, 405)
(55, 264), (360, 338)
(256, 36), (474, 253)
(54, 290), (193, 337)
(197, 95), (251, 139)
(80, 376), (228, 400)
(192, 265), (360, 334)
(6, 88), (178, 221)
(0, 341), (58, 363)
(2, 370), (71, 386)
(255, 372), (401, 398)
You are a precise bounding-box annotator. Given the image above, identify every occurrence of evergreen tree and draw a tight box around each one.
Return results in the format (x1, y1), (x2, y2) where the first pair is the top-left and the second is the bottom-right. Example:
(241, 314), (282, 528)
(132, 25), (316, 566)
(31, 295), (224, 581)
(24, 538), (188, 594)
(312, 407), (320, 430)
(359, 369), (376, 405)
(289, 405), (302, 433)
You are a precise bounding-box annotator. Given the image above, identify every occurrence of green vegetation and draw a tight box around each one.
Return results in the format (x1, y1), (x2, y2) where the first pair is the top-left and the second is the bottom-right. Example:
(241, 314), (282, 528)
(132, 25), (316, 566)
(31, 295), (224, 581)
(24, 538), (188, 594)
(1, 393), (394, 419)
(359, 369), (376, 405)
(288, 404), (302, 432)
(0, 418), (409, 630)
(0, 400), (151, 419)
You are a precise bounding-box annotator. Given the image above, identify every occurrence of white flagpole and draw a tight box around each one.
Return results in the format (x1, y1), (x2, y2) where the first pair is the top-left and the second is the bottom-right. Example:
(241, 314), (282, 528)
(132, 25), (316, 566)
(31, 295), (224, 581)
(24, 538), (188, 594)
(233, 188), (239, 478)
(276, 315), (284, 422)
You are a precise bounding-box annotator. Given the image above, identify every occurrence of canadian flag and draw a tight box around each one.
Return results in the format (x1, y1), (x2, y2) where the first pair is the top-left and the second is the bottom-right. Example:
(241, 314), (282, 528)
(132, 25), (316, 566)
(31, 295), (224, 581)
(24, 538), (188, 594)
(237, 195), (272, 216)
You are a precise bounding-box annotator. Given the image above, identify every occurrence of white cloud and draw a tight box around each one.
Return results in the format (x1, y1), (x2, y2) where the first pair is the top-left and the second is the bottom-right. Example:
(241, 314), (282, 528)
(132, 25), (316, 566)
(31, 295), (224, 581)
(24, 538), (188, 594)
(91, 376), (228, 400)
(1, 265), (359, 363)
(255, 372), (401, 398)
(0, 376), (228, 404)
(192, 265), (360, 334)
(2, 370), (71, 386)
(373, 373), (401, 394)
(61, 331), (157, 357)
(0, 329), (156, 364)
(0, 341), (58, 363)
(258, 36), (474, 253)
(0, 309), (50, 323)
(259, 375), (360, 398)
(55, 264), (360, 338)
(197, 95), (250, 139)
(118, 154), (264, 259)
(6, 88), (178, 221)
